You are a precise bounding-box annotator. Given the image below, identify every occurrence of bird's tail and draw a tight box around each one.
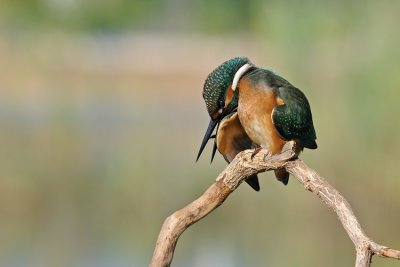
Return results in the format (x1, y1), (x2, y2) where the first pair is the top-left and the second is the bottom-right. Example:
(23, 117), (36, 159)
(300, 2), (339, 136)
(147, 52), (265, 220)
(245, 174), (260, 191)
(274, 169), (289, 185)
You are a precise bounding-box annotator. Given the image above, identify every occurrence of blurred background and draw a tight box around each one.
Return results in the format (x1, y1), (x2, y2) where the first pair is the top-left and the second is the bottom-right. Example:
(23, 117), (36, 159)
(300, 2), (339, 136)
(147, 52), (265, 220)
(1, 1), (400, 266)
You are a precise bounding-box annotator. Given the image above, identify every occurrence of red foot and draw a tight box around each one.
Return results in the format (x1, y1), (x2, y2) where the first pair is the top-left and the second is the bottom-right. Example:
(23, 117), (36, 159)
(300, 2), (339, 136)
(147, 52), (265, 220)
(251, 146), (263, 159)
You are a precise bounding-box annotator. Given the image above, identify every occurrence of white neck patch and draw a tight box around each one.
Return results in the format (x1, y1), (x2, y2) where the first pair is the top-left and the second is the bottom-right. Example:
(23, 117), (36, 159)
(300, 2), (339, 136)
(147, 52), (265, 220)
(232, 63), (252, 91)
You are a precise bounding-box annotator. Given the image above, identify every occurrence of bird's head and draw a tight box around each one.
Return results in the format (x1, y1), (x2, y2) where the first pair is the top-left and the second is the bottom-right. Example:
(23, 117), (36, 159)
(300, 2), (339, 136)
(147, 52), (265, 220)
(196, 56), (254, 161)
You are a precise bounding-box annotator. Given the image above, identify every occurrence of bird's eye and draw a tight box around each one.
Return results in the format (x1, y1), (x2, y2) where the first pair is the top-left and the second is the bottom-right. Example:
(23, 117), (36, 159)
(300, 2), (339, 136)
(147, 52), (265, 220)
(218, 99), (225, 108)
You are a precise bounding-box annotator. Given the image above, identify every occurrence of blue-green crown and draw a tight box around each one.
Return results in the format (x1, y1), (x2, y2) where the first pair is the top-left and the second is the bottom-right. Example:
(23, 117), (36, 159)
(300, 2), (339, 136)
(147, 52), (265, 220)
(203, 57), (250, 117)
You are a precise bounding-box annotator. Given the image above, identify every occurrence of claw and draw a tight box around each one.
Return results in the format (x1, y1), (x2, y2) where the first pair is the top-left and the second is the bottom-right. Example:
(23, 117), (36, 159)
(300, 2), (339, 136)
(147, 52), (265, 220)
(264, 150), (272, 161)
(251, 146), (263, 159)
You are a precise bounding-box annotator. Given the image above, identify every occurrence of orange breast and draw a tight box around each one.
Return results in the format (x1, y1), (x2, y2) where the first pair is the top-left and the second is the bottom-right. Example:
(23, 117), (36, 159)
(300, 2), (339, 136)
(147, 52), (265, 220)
(237, 79), (286, 154)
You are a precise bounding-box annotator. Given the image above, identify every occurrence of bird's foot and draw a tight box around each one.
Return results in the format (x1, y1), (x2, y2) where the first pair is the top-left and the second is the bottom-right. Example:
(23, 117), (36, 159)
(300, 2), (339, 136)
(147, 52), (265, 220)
(263, 150), (272, 162)
(251, 146), (263, 160)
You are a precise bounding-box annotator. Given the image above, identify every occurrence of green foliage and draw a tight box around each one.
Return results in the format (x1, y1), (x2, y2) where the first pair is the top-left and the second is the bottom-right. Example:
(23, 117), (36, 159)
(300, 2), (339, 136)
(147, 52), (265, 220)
(1, 0), (161, 31)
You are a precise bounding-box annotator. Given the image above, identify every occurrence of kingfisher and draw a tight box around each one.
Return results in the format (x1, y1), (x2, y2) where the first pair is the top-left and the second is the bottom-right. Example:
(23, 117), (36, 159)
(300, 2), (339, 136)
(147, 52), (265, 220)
(196, 57), (261, 191)
(196, 57), (317, 187)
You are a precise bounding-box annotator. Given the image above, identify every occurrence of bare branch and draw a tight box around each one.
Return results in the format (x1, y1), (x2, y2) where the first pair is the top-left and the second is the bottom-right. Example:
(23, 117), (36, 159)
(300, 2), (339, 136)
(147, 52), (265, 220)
(149, 141), (400, 267)
(285, 159), (400, 266)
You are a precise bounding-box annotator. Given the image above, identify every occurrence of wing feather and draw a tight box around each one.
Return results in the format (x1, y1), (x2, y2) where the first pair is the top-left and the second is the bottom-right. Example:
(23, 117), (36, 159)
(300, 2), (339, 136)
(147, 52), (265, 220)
(272, 86), (317, 149)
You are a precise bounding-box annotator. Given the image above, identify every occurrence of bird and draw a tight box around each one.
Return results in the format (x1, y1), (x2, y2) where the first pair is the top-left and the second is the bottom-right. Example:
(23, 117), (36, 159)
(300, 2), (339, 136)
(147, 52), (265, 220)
(196, 57), (261, 191)
(196, 56), (317, 186)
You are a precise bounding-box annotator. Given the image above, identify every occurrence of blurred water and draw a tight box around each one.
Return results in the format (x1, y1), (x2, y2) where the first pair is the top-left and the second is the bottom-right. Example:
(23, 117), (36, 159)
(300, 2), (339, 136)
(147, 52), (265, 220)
(1, 2), (400, 266)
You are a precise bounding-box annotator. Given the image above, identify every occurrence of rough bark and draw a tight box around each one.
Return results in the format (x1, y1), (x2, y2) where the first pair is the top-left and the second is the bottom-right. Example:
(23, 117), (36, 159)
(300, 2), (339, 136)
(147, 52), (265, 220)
(149, 141), (400, 267)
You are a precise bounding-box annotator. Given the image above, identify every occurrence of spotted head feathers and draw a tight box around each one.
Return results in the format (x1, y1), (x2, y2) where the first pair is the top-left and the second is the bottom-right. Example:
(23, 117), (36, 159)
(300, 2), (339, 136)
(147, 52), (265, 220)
(202, 57), (251, 119)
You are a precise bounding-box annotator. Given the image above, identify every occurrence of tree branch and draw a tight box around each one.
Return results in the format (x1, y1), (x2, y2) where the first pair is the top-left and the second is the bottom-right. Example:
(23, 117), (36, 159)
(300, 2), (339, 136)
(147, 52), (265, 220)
(149, 141), (400, 267)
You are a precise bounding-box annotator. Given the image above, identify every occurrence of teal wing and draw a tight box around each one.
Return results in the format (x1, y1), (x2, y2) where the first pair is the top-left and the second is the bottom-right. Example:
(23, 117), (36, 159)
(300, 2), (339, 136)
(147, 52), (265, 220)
(272, 86), (317, 149)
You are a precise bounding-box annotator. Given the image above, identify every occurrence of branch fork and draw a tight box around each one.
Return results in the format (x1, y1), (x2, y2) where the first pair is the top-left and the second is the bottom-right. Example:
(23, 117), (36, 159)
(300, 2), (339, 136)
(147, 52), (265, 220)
(150, 141), (400, 267)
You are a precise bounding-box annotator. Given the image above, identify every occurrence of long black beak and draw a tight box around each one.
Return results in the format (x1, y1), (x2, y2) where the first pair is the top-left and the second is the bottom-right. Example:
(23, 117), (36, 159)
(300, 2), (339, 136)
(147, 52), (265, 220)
(196, 119), (218, 162)
(210, 141), (218, 163)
